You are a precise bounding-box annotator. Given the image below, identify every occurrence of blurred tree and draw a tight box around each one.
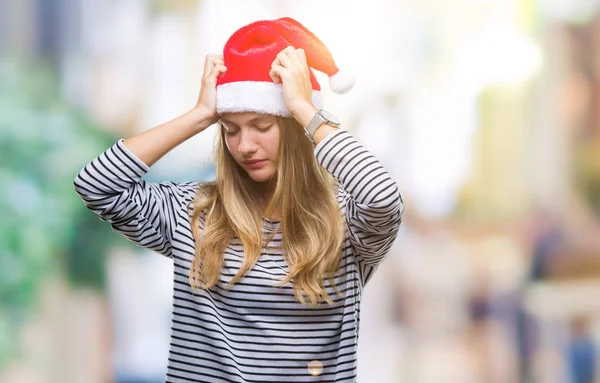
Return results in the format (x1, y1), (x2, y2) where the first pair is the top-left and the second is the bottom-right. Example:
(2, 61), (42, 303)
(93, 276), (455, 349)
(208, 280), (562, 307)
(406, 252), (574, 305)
(0, 57), (130, 367)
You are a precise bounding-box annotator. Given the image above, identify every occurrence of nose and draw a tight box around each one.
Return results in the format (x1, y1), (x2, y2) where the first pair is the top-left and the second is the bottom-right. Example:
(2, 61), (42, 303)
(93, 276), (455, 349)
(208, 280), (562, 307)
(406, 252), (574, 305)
(237, 129), (258, 155)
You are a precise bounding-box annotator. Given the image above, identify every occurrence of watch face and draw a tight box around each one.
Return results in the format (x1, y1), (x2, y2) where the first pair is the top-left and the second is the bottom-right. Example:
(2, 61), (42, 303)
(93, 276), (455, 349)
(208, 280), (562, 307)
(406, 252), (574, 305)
(319, 109), (340, 125)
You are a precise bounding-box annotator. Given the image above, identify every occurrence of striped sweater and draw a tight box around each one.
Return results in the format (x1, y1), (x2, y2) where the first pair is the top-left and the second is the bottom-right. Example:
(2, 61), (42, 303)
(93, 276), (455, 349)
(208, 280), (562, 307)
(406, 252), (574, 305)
(74, 129), (403, 382)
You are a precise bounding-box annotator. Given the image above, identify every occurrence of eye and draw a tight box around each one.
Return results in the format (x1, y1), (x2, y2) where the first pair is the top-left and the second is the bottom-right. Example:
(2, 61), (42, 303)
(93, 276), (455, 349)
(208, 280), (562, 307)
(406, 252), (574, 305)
(220, 121), (239, 136)
(256, 124), (273, 132)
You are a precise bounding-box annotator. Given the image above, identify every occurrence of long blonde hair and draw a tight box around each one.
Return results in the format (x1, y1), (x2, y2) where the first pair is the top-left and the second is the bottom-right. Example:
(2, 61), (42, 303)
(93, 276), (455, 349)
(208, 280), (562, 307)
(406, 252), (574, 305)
(189, 117), (344, 305)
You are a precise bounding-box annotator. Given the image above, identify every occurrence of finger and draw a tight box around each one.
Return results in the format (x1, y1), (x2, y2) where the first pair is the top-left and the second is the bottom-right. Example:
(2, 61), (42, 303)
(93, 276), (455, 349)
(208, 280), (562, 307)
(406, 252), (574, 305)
(282, 46), (296, 55)
(212, 64), (227, 78)
(204, 57), (225, 76)
(271, 55), (282, 68)
(206, 54), (224, 63)
(276, 48), (297, 69)
(280, 47), (307, 74)
(205, 64), (227, 83)
(203, 55), (224, 76)
(269, 64), (285, 84)
(270, 55), (285, 82)
(284, 48), (308, 76)
(296, 48), (308, 69)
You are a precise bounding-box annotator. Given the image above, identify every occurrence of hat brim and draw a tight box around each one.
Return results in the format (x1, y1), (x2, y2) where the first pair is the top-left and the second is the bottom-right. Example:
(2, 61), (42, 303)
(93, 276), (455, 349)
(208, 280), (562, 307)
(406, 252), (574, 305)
(216, 81), (323, 117)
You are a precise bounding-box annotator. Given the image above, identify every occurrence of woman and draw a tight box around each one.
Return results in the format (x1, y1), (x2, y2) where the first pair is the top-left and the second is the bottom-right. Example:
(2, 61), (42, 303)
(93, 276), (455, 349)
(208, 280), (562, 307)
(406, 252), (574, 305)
(74, 17), (403, 383)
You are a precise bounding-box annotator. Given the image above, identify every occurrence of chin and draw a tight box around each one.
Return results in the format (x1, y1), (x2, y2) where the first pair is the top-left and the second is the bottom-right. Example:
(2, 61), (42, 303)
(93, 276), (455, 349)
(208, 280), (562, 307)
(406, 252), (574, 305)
(247, 169), (276, 184)
(249, 174), (274, 183)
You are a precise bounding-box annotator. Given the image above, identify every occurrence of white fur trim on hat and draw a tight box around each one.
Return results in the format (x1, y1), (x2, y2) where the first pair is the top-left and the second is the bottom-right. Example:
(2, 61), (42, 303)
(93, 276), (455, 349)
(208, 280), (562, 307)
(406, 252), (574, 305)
(216, 81), (324, 117)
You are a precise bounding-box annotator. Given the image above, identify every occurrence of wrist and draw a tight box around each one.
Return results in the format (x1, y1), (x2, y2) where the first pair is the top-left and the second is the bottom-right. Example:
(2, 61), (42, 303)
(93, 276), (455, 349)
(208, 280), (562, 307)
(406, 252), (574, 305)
(292, 103), (318, 128)
(188, 106), (217, 133)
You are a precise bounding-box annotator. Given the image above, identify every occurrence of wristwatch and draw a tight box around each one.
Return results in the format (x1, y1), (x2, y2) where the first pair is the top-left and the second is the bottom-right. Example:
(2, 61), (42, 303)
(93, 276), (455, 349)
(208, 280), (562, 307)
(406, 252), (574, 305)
(304, 109), (341, 142)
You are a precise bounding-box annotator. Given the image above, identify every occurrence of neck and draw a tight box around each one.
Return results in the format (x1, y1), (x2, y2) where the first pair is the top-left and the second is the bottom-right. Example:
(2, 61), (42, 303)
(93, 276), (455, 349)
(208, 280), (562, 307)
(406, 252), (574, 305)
(253, 181), (280, 221)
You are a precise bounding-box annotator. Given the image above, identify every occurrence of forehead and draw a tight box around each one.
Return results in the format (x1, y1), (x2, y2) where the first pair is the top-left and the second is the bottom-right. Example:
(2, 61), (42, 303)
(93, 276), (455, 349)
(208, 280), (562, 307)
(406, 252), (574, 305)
(220, 112), (276, 126)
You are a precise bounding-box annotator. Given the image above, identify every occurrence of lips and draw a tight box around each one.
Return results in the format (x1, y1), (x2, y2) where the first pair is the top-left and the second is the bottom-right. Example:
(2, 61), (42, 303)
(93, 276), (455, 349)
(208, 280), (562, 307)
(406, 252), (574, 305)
(244, 159), (266, 169)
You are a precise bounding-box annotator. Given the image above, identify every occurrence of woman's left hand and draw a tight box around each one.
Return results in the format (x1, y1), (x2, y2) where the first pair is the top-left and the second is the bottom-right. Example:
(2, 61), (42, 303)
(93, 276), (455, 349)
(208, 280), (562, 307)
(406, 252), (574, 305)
(269, 46), (317, 125)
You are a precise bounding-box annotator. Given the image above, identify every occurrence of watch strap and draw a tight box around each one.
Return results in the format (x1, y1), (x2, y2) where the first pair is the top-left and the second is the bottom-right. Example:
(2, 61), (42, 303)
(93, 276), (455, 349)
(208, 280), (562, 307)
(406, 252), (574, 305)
(304, 111), (325, 142)
(304, 109), (340, 142)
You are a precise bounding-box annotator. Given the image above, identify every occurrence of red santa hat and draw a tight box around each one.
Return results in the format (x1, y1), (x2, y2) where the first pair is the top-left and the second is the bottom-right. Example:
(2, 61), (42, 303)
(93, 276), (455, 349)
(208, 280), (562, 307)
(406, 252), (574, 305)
(216, 17), (354, 117)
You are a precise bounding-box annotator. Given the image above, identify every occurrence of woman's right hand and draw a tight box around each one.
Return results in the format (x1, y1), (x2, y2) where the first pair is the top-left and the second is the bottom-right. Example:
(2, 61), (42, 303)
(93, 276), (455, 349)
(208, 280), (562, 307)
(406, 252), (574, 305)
(194, 54), (227, 125)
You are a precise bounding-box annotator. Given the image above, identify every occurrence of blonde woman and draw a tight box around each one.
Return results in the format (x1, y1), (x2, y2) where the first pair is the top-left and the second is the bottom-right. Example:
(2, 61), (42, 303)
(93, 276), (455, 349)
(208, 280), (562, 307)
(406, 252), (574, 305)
(74, 17), (403, 383)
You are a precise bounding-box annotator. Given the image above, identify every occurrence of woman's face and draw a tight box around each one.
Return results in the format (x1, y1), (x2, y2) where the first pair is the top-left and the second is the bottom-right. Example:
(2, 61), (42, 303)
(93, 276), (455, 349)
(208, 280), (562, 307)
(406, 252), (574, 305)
(220, 112), (281, 183)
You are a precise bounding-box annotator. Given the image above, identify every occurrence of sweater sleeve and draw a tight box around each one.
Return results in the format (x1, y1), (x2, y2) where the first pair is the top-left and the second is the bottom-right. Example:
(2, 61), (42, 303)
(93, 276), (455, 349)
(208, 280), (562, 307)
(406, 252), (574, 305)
(73, 139), (198, 258)
(315, 130), (403, 280)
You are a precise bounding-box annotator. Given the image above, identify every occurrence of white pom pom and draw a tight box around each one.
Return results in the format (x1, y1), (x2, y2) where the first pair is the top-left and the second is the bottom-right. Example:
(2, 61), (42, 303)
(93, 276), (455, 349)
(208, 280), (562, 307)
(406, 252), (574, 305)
(329, 69), (355, 94)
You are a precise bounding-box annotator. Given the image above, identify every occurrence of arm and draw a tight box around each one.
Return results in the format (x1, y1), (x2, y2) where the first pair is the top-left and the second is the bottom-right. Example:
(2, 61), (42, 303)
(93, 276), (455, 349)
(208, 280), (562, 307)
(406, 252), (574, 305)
(315, 130), (403, 267)
(122, 53), (227, 165)
(73, 55), (227, 256)
(73, 138), (199, 257)
(121, 108), (210, 166)
(271, 47), (403, 276)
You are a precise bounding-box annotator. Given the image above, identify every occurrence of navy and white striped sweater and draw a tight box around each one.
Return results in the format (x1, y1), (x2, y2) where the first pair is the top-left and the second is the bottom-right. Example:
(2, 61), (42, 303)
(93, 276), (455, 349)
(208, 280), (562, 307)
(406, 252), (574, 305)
(74, 129), (403, 382)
